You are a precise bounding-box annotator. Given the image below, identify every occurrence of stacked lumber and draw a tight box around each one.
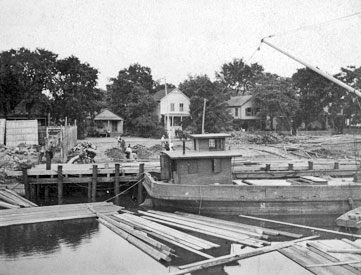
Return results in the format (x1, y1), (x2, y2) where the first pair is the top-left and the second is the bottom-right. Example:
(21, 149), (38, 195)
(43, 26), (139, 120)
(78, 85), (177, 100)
(278, 239), (361, 275)
(0, 188), (37, 209)
(0, 202), (122, 227)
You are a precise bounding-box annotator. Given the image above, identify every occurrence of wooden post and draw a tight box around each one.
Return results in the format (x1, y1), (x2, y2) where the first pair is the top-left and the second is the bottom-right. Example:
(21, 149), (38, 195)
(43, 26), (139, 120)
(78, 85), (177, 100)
(57, 165), (63, 205)
(114, 163), (120, 206)
(22, 168), (30, 200)
(46, 151), (51, 170)
(334, 162), (339, 169)
(44, 185), (49, 201)
(138, 163), (145, 204)
(265, 164), (271, 171)
(288, 163), (293, 170)
(87, 182), (92, 202)
(92, 165), (97, 202)
(308, 161), (313, 170)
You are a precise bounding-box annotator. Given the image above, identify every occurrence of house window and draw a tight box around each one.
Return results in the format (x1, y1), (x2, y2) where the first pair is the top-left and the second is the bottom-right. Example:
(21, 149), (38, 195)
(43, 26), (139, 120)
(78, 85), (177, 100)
(209, 138), (216, 148)
(180, 103), (184, 112)
(170, 103), (175, 112)
(235, 108), (238, 117)
(246, 107), (252, 116)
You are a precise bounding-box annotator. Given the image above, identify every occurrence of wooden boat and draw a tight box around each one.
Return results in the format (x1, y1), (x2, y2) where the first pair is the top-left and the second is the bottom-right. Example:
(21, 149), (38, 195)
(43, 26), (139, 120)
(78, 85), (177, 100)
(336, 206), (361, 229)
(142, 134), (361, 216)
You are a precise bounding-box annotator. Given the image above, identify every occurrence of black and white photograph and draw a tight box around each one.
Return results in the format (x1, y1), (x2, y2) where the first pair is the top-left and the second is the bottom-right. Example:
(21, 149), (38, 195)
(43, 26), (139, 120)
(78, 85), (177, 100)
(1, 1), (361, 274)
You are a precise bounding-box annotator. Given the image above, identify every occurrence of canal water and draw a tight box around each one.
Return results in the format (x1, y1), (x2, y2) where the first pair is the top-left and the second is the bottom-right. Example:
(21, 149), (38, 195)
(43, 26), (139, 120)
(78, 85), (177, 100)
(1, 209), (356, 275)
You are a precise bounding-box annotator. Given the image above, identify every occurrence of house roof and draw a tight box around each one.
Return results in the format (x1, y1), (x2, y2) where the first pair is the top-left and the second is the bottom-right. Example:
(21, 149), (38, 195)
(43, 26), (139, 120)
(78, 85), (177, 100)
(94, 109), (123, 121)
(153, 88), (189, 102)
(226, 95), (253, 107)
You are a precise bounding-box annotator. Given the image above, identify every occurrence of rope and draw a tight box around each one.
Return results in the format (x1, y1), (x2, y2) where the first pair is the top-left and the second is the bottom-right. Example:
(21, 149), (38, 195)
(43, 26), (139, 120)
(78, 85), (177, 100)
(104, 175), (145, 202)
(268, 11), (361, 38)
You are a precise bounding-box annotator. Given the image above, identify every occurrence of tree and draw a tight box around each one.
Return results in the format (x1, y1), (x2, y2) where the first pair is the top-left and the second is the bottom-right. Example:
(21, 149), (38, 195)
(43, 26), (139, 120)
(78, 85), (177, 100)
(292, 68), (336, 129)
(216, 58), (264, 95)
(333, 66), (361, 127)
(253, 74), (299, 131)
(0, 48), (58, 117)
(179, 75), (233, 133)
(51, 56), (101, 138)
(106, 64), (161, 136)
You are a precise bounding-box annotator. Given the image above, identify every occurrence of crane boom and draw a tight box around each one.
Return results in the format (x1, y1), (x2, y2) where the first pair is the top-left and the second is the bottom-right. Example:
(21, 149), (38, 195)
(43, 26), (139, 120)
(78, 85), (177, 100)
(261, 38), (361, 98)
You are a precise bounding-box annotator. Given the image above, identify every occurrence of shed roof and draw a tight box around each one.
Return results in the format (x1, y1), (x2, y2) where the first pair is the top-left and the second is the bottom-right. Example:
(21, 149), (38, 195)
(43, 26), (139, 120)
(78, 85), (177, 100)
(226, 95), (253, 107)
(94, 109), (123, 121)
(190, 133), (231, 139)
(162, 150), (242, 159)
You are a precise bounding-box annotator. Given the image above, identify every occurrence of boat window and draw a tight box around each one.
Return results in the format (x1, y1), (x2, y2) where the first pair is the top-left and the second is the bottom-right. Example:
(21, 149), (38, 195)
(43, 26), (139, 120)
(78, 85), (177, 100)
(212, 158), (222, 173)
(187, 160), (198, 174)
(209, 138), (216, 148)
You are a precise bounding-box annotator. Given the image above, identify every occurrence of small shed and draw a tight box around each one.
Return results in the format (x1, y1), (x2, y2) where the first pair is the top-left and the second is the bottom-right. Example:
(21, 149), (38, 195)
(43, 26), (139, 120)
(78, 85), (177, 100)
(93, 109), (123, 137)
(190, 133), (231, 151)
(160, 150), (241, 185)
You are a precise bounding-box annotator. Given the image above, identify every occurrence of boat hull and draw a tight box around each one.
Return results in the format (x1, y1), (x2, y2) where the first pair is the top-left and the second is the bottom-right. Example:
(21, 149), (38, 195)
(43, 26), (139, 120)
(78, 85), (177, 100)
(142, 174), (361, 216)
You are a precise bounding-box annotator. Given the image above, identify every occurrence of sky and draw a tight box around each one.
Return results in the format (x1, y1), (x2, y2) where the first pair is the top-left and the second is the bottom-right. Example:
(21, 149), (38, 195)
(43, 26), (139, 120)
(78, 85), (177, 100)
(1, 0), (361, 89)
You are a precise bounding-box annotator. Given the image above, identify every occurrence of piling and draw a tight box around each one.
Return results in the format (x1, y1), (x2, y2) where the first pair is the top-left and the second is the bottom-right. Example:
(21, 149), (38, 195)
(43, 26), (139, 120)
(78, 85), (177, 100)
(46, 151), (51, 170)
(22, 168), (30, 200)
(334, 162), (339, 169)
(114, 163), (120, 205)
(91, 165), (97, 202)
(308, 161), (313, 170)
(138, 163), (145, 204)
(87, 182), (91, 202)
(57, 165), (63, 205)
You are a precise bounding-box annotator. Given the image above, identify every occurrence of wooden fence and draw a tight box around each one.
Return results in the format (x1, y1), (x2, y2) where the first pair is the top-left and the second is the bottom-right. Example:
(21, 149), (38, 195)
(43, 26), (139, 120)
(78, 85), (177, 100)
(6, 120), (38, 147)
(0, 119), (5, 145)
(47, 126), (77, 162)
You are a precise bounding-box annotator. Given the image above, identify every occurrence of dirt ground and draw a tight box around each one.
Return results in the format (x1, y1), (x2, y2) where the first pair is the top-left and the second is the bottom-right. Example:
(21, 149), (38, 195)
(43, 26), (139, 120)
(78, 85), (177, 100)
(1, 133), (361, 176)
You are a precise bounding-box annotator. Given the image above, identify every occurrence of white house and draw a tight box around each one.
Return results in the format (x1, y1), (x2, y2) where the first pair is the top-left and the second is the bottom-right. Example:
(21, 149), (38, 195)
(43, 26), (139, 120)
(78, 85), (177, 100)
(227, 95), (261, 130)
(153, 88), (190, 137)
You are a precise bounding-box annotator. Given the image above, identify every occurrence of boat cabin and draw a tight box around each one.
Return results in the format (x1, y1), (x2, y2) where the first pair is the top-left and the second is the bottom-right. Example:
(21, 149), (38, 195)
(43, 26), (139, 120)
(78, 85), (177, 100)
(160, 150), (241, 185)
(190, 133), (231, 151)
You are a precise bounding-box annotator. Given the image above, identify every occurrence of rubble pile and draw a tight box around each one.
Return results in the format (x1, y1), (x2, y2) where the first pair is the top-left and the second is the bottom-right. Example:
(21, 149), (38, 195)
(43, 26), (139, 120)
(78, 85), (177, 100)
(230, 132), (287, 145)
(105, 147), (125, 161)
(0, 144), (39, 171)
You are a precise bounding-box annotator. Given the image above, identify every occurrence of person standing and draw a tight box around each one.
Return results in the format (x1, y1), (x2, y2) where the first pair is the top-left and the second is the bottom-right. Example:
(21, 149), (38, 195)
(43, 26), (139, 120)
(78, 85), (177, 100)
(161, 135), (165, 148)
(125, 144), (132, 159)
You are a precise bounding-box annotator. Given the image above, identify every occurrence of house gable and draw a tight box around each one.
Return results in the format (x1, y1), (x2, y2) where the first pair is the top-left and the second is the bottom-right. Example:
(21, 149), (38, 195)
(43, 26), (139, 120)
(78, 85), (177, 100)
(94, 109), (123, 121)
(227, 95), (259, 120)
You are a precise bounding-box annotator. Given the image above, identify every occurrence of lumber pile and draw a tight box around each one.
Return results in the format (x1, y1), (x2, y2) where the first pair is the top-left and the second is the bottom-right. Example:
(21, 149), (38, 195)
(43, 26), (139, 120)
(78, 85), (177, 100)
(0, 188), (37, 209)
(94, 210), (304, 264)
(0, 202), (122, 227)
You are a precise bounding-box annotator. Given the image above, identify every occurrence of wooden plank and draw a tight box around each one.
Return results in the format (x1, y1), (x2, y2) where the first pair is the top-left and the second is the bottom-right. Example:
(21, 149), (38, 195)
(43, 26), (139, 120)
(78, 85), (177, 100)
(99, 218), (171, 262)
(143, 210), (267, 240)
(173, 236), (319, 274)
(143, 216), (265, 248)
(239, 215), (361, 238)
(175, 211), (302, 239)
(114, 213), (216, 250)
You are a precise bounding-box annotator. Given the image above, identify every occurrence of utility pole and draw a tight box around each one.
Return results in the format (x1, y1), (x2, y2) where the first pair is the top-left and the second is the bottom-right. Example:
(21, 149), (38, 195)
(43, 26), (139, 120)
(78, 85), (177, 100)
(201, 98), (207, 134)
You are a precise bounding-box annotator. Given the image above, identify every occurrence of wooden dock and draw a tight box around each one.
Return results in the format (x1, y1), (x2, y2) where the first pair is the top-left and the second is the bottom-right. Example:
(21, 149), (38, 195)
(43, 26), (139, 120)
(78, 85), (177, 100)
(0, 201), (123, 227)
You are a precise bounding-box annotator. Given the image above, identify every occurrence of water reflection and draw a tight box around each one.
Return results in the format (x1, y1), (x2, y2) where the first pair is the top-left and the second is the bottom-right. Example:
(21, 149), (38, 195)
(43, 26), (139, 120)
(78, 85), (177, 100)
(0, 218), (99, 258)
